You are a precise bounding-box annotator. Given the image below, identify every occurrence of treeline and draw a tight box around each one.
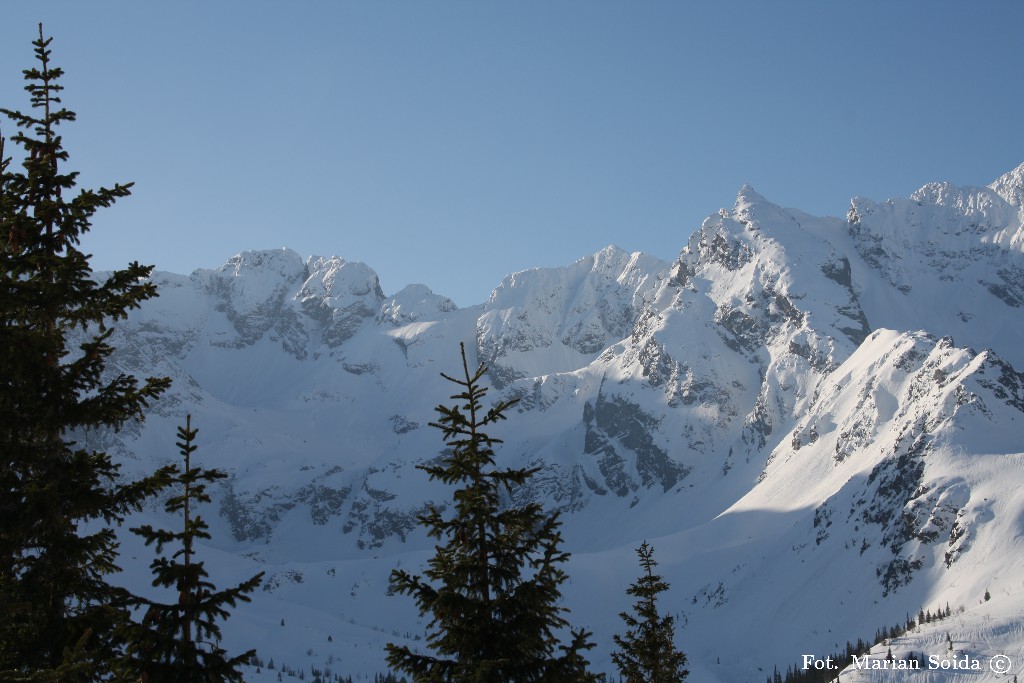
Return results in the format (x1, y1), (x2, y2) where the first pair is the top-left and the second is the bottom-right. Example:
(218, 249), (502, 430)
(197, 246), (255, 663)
(766, 603), (958, 683)
(251, 654), (406, 683)
(250, 653), (408, 682)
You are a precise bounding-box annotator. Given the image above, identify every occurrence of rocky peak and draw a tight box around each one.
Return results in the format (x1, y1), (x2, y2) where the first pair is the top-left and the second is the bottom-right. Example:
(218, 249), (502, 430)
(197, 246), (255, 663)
(378, 284), (457, 325)
(299, 256), (384, 310)
(194, 248), (308, 348)
(989, 161), (1024, 208)
(298, 256), (385, 347)
(476, 246), (667, 385)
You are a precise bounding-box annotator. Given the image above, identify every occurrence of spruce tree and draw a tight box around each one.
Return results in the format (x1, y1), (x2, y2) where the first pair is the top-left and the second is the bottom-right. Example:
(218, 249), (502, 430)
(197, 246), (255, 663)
(0, 25), (171, 678)
(611, 542), (688, 683)
(385, 342), (597, 682)
(118, 416), (264, 682)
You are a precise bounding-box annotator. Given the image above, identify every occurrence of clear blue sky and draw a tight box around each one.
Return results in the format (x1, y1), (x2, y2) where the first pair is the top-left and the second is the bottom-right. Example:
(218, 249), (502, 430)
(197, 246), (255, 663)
(3, 1), (1022, 306)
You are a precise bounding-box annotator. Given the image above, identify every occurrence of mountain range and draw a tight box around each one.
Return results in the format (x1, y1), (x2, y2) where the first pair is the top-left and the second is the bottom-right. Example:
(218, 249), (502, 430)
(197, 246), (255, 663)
(96, 163), (1024, 681)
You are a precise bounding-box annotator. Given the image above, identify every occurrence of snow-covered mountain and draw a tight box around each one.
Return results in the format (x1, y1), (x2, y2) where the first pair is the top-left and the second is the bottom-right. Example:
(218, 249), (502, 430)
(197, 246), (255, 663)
(100, 164), (1024, 681)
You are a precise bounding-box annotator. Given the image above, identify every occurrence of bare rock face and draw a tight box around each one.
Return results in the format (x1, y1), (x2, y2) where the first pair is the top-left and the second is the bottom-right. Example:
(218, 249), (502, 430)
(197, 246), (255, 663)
(299, 255), (386, 348)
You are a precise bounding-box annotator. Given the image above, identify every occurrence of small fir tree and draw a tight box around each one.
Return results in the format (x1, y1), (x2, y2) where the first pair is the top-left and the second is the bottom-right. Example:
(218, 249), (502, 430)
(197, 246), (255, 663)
(1, 25), (171, 678)
(386, 343), (597, 682)
(119, 416), (264, 682)
(611, 542), (688, 683)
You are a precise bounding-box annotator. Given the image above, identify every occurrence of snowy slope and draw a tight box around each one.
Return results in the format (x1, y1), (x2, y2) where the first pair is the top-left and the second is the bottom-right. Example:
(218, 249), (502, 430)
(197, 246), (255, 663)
(90, 163), (1024, 681)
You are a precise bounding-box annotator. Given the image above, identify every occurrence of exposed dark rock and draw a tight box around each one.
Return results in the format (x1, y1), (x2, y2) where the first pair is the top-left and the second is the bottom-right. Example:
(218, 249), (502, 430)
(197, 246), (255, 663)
(583, 391), (689, 494)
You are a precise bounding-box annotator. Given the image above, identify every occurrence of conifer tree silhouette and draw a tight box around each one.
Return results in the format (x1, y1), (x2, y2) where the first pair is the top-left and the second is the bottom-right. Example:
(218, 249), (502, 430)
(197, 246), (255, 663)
(386, 343), (597, 682)
(1, 25), (170, 678)
(612, 542), (688, 682)
(120, 416), (263, 682)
